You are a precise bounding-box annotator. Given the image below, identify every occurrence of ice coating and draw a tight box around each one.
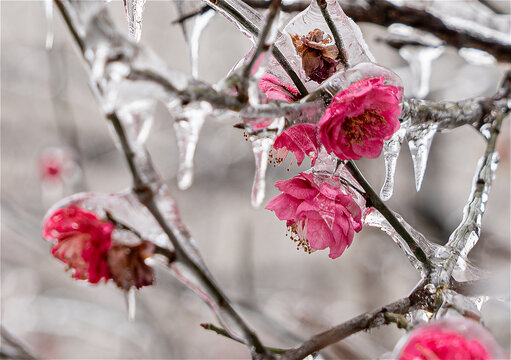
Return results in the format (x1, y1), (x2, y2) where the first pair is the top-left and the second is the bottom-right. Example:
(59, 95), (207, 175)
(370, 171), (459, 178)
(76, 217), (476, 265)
(440, 151), (500, 283)
(458, 48), (496, 66)
(380, 121), (408, 201)
(319, 62), (403, 99)
(364, 208), (444, 275)
(399, 46), (444, 98)
(189, 9), (216, 78)
(267, 0), (375, 92)
(44, 0), (54, 50)
(250, 136), (274, 207)
(116, 99), (156, 147)
(406, 123), (439, 191)
(123, 0), (147, 42)
(204, 0), (263, 42)
(170, 101), (212, 190)
(125, 286), (136, 321)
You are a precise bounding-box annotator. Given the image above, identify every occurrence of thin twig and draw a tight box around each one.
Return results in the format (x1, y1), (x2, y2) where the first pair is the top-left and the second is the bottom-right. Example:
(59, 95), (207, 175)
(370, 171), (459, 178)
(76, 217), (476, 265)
(201, 323), (288, 354)
(55, 1), (269, 355)
(315, 0), (348, 66)
(280, 297), (412, 360)
(204, 0), (308, 97)
(345, 161), (432, 272)
(238, 0), (282, 102)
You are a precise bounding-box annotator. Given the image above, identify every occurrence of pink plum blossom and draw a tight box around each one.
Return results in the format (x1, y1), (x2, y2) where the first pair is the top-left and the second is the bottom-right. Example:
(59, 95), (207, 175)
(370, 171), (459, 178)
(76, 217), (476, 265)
(265, 172), (363, 259)
(272, 124), (320, 166)
(318, 76), (402, 160)
(43, 205), (155, 289)
(396, 317), (508, 360)
(43, 205), (114, 283)
(259, 73), (300, 102)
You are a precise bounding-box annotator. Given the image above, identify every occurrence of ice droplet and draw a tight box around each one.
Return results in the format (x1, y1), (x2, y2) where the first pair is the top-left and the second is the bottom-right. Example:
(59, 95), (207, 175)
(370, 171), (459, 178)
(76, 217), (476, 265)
(44, 0), (54, 51)
(380, 122), (408, 200)
(190, 9), (216, 78)
(124, 286), (136, 321)
(123, 0), (146, 42)
(407, 123), (438, 191)
(399, 46), (444, 98)
(458, 48), (496, 66)
(250, 136), (273, 208)
(170, 102), (212, 190)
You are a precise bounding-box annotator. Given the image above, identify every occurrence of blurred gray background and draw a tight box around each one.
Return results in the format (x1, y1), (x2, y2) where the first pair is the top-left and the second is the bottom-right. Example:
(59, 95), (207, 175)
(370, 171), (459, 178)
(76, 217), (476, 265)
(1, 1), (510, 358)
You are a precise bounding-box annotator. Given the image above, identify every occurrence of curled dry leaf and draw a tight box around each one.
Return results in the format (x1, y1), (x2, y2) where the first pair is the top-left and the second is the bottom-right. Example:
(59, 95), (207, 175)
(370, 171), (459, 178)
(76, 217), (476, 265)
(291, 28), (343, 84)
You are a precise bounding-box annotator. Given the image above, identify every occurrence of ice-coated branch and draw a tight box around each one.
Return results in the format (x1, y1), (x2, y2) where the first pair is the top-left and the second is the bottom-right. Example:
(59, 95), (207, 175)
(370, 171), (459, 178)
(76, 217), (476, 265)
(280, 297), (413, 360)
(202, 0), (308, 96)
(345, 161), (432, 273)
(240, 0), (511, 63)
(0, 327), (39, 360)
(315, 0), (348, 67)
(238, 0), (282, 102)
(439, 109), (506, 285)
(54, 1), (269, 356)
(402, 70), (511, 134)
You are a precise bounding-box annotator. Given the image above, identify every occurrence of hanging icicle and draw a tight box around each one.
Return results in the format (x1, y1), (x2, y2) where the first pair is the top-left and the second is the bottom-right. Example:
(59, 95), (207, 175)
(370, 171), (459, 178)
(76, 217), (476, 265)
(406, 123), (439, 192)
(123, 0), (147, 42)
(44, 0), (54, 51)
(169, 102), (212, 190)
(380, 121), (409, 201)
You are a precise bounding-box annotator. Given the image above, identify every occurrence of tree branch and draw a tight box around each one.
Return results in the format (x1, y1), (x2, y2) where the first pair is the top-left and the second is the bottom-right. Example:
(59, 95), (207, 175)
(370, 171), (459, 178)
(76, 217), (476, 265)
(55, 1), (269, 355)
(241, 0), (511, 63)
(280, 297), (413, 360)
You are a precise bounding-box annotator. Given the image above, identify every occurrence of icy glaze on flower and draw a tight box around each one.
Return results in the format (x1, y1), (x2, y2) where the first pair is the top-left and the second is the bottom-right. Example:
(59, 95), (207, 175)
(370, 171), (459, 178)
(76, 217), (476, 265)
(259, 73), (300, 102)
(271, 124), (320, 166)
(318, 76), (402, 160)
(43, 205), (156, 289)
(266, 172), (363, 259)
(43, 205), (114, 283)
(291, 29), (342, 84)
(396, 318), (508, 360)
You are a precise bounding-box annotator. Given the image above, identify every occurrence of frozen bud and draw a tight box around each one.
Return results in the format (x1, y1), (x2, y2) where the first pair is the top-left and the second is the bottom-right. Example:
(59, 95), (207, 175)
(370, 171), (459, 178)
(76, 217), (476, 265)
(291, 29), (342, 84)
(42, 205), (114, 283)
(319, 76), (402, 160)
(393, 317), (508, 360)
(266, 172), (363, 259)
(108, 235), (155, 290)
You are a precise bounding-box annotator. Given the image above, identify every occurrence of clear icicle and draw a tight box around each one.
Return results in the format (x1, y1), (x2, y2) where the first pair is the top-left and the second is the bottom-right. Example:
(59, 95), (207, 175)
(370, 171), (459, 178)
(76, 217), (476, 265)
(380, 122), (408, 201)
(125, 286), (136, 321)
(190, 9), (215, 78)
(250, 137), (273, 208)
(123, 0), (147, 42)
(171, 102), (211, 190)
(399, 46), (444, 98)
(407, 123), (439, 191)
(44, 0), (54, 51)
